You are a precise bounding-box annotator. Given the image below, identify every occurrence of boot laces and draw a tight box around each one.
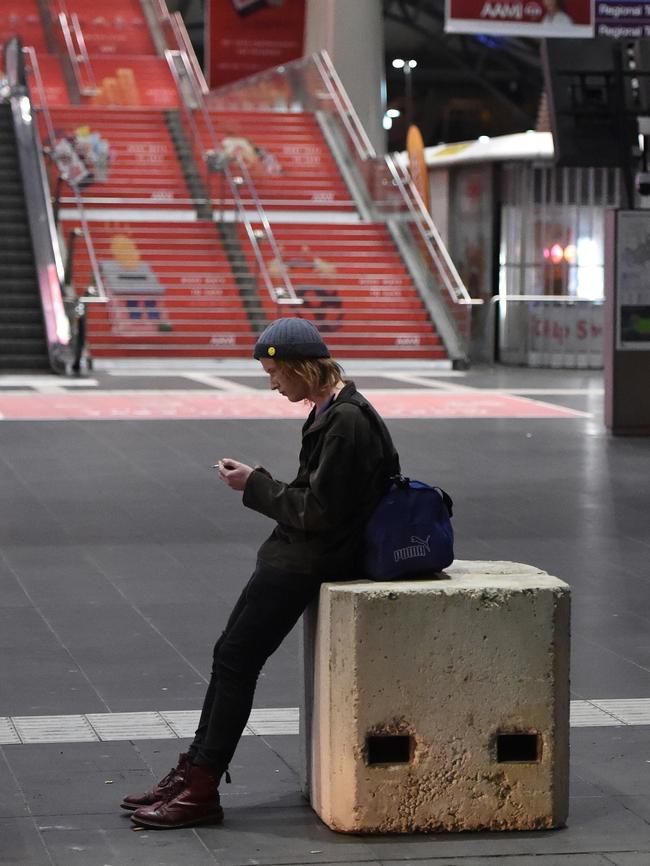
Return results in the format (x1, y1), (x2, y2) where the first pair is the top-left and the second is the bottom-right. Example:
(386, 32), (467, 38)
(157, 765), (178, 788)
(158, 775), (186, 803)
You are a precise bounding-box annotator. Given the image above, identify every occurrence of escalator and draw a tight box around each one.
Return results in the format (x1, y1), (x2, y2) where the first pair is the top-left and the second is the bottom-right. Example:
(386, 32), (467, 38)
(0, 102), (49, 370)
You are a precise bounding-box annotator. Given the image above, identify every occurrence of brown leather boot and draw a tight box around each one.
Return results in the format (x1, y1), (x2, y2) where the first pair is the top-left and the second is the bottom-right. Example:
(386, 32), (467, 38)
(120, 752), (190, 811)
(130, 763), (224, 829)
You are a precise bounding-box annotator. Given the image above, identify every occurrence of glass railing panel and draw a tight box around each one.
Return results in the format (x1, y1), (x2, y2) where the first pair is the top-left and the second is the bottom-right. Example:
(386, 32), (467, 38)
(497, 296), (604, 368)
(207, 51), (479, 358)
(165, 48), (301, 307)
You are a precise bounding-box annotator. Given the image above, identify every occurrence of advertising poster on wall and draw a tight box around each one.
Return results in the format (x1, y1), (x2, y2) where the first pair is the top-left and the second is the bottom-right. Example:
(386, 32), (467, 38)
(445, 0), (593, 37)
(449, 165), (493, 302)
(407, 125), (430, 214)
(616, 211), (650, 350)
(206, 0), (306, 89)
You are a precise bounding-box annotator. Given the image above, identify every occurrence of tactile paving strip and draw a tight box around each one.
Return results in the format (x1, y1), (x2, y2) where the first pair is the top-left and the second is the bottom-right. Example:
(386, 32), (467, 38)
(569, 700), (625, 727)
(2, 702), (645, 745)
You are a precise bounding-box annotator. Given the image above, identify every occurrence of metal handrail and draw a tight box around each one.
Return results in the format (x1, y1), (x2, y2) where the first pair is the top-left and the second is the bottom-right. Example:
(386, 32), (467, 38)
(70, 13), (98, 94)
(313, 51), (376, 161)
(227, 153), (300, 304)
(209, 49), (375, 163)
(207, 50), (475, 307)
(384, 155), (479, 307)
(143, 0), (208, 94)
(57, 11), (98, 97)
(205, 48), (481, 359)
(66, 186), (107, 303)
(4, 37), (70, 371)
(165, 48), (301, 306)
(21, 43), (107, 306)
(496, 295), (604, 303)
(148, 0), (169, 19)
(170, 12), (208, 95)
(21, 46), (56, 147)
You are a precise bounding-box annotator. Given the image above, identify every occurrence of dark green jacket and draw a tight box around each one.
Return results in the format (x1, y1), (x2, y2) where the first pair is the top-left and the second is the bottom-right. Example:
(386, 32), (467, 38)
(242, 381), (399, 577)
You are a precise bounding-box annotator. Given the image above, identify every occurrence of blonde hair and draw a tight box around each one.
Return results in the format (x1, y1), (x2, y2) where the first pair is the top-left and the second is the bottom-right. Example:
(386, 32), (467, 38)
(276, 358), (344, 399)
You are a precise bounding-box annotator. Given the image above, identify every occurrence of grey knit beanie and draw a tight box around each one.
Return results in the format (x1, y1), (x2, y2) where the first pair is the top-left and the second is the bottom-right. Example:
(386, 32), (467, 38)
(253, 317), (330, 360)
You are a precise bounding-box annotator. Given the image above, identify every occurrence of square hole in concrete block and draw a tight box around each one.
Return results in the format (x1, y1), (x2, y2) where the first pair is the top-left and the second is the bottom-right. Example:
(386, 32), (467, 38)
(366, 734), (413, 765)
(496, 731), (541, 763)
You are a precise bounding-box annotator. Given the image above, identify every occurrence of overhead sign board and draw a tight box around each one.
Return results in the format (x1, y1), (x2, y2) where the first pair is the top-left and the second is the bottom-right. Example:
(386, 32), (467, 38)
(595, 1), (650, 37)
(445, 0), (594, 36)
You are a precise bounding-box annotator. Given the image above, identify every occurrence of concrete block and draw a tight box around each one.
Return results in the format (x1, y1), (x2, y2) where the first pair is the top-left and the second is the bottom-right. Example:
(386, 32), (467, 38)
(300, 560), (570, 833)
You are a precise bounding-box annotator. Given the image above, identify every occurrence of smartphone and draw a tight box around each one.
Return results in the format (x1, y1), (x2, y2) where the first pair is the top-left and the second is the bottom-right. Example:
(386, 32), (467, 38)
(212, 460), (236, 470)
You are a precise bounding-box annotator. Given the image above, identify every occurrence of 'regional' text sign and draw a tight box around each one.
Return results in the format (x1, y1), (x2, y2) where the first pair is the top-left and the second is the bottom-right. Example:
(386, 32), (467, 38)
(595, 1), (650, 37)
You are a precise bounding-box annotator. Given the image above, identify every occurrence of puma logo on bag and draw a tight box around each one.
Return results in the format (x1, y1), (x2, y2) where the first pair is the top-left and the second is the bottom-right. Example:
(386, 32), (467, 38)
(393, 535), (431, 563)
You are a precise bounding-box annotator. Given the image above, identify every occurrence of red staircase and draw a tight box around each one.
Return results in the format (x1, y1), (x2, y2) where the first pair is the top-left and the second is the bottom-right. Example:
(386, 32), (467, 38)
(0, 1), (69, 106)
(0, 0), (49, 52)
(62, 221), (256, 357)
(84, 57), (178, 108)
(43, 107), (193, 208)
(51, 0), (157, 56)
(26, 51), (70, 107)
(241, 223), (446, 359)
(0, 0), (455, 363)
(197, 111), (357, 212)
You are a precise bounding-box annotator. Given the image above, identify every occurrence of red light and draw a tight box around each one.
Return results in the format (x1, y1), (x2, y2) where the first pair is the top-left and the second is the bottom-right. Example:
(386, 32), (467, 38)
(550, 244), (564, 264)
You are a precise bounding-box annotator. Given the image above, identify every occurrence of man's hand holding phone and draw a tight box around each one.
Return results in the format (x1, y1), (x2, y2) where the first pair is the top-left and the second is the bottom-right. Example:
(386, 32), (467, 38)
(213, 458), (253, 491)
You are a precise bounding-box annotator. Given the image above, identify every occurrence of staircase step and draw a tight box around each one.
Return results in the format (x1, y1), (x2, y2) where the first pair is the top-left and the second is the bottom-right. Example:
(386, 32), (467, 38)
(0, 337), (49, 354)
(0, 236), (32, 251)
(0, 283), (40, 297)
(0, 192), (27, 203)
(0, 211), (29, 224)
(0, 308), (44, 323)
(0, 356), (51, 371)
(0, 180), (24, 192)
(64, 213), (451, 363)
(0, 219), (30, 232)
(0, 323), (46, 340)
(0, 264), (37, 279)
(0, 249), (36, 263)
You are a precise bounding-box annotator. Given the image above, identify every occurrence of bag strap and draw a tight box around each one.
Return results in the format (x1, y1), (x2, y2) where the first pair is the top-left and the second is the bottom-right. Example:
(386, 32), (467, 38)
(392, 476), (453, 518)
(353, 396), (454, 519)
(350, 394), (453, 518)
(349, 393), (401, 482)
(435, 486), (454, 518)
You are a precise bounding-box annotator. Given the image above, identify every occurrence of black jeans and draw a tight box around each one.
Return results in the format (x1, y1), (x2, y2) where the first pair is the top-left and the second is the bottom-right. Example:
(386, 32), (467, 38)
(188, 562), (324, 773)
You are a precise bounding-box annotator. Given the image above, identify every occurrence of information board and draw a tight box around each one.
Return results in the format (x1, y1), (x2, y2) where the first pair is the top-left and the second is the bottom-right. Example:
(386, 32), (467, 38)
(616, 210), (650, 349)
(595, 0), (650, 37)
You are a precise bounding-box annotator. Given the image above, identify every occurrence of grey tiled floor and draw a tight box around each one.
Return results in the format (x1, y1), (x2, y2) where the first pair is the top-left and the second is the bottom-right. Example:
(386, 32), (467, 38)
(1, 365), (649, 865)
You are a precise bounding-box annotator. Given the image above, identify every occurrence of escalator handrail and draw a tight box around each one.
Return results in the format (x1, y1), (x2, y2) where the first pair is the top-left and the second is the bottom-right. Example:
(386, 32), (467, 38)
(3, 37), (71, 371)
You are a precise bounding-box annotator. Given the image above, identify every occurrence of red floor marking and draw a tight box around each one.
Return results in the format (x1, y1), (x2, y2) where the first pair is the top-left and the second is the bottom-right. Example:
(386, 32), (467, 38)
(0, 391), (588, 421)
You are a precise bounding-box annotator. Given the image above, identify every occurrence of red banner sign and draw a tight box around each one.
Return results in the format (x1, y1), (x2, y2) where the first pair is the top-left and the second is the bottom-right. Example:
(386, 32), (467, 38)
(445, 0), (593, 36)
(206, 0), (306, 89)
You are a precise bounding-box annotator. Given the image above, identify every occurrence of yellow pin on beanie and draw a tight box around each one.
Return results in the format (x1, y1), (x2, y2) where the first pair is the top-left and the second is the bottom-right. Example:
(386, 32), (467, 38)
(253, 317), (330, 361)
